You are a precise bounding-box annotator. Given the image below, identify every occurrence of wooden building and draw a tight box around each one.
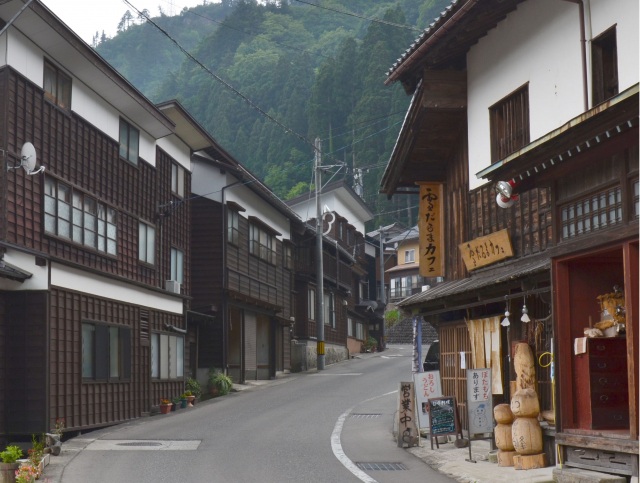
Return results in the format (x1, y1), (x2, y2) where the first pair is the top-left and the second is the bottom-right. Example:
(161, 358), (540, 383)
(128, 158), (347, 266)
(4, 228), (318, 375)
(287, 181), (378, 366)
(0, 0), (204, 441)
(381, 0), (638, 477)
(189, 147), (300, 383)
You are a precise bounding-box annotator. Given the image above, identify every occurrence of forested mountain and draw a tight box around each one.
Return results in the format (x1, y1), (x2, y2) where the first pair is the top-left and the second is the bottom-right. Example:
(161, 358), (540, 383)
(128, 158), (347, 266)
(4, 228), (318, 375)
(96, 0), (450, 229)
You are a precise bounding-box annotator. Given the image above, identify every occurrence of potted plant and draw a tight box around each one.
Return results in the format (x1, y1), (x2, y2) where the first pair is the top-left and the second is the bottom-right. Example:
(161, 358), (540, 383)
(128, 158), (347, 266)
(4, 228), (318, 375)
(185, 378), (202, 399)
(46, 418), (64, 456)
(208, 369), (233, 397)
(1, 444), (23, 483)
(159, 399), (172, 414)
(362, 336), (377, 353)
(14, 464), (38, 483)
(171, 397), (181, 411)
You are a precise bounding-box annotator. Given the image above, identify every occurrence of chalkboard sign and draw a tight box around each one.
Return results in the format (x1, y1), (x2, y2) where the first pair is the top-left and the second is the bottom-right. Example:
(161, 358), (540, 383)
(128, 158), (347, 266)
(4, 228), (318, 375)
(427, 397), (461, 449)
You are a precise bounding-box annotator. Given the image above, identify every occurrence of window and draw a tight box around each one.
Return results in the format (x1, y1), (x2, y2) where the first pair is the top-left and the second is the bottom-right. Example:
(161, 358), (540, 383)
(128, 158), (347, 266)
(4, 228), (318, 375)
(404, 249), (415, 263)
(119, 118), (139, 165)
(560, 186), (622, 240)
(43, 60), (71, 109)
(592, 27), (618, 105)
(150, 333), (184, 380)
(633, 179), (639, 219)
(490, 84), (530, 162)
(249, 223), (276, 264)
(284, 244), (293, 270)
(347, 317), (354, 337)
(308, 287), (315, 321)
(324, 292), (335, 328)
(82, 322), (131, 381)
(171, 164), (185, 197)
(355, 322), (364, 341)
(339, 221), (343, 240)
(139, 222), (155, 264)
(170, 248), (184, 284)
(227, 209), (239, 245)
(44, 177), (117, 255)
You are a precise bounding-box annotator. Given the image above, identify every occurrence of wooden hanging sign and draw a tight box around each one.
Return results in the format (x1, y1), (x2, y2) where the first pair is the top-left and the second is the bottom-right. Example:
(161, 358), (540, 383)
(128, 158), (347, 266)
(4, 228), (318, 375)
(459, 228), (513, 271)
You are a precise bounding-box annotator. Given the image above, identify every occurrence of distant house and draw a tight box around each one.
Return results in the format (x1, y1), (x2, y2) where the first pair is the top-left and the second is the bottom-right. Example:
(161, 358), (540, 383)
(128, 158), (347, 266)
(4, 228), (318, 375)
(287, 181), (376, 365)
(0, 0), (199, 440)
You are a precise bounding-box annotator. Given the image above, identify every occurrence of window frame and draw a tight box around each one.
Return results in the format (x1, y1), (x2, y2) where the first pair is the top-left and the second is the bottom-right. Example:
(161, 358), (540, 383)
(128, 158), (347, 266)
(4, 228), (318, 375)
(170, 247), (184, 284)
(44, 177), (117, 255)
(119, 118), (140, 166)
(150, 332), (184, 380)
(138, 221), (156, 265)
(404, 249), (415, 264)
(43, 59), (71, 110)
(308, 287), (316, 321)
(323, 291), (335, 328)
(249, 223), (276, 265)
(171, 163), (185, 198)
(227, 209), (240, 246)
(82, 321), (131, 382)
(591, 26), (618, 106)
(489, 84), (530, 162)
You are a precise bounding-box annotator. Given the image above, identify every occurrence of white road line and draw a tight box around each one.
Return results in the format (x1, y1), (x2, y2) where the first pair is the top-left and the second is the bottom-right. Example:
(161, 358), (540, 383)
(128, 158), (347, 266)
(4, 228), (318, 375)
(331, 390), (397, 483)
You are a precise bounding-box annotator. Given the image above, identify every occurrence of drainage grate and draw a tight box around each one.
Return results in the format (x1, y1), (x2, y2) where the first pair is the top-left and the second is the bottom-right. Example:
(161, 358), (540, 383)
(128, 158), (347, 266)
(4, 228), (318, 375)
(117, 442), (163, 447)
(350, 413), (382, 419)
(356, 462), (407, 471)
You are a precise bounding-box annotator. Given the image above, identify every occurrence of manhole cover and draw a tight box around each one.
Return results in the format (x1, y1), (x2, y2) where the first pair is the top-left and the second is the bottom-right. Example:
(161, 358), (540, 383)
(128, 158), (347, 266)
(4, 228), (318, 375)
(117, 442), (163, 447)
(356, 462), (407, 471)
(350, 413), (382, 419)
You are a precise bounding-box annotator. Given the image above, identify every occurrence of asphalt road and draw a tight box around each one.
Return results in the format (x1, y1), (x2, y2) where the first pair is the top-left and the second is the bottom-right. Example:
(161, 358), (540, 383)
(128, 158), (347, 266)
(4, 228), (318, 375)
(55, 344), (455, 483)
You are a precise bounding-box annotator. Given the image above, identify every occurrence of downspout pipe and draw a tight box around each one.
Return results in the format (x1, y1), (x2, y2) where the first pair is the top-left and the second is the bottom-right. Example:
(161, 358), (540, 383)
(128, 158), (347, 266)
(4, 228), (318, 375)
(562, 0), (589, 111)
(221, 179), (243, 376)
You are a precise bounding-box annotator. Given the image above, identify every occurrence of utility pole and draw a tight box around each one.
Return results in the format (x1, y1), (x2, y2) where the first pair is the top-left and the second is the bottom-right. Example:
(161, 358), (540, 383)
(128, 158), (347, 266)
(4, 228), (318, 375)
(379, 226), (386, 350)
(314, 137), (325, 370)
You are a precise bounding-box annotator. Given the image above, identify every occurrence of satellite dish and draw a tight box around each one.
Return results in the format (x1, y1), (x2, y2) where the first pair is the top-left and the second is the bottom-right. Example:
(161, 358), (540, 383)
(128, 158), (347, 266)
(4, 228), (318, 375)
(19, 142), (44, 175)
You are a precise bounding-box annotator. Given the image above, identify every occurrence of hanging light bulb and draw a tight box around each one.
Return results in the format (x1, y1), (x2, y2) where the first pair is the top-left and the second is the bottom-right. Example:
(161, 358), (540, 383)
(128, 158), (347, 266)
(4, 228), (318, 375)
(521, 302), (531, 323)
(501, 304), (511, 327)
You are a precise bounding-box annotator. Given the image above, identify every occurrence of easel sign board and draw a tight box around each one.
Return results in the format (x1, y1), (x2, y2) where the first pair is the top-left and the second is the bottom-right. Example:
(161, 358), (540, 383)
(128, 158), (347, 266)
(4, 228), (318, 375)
(466, 368), (494, 435)
(413, 371), (442, 429)
(427, 397), (460, 436)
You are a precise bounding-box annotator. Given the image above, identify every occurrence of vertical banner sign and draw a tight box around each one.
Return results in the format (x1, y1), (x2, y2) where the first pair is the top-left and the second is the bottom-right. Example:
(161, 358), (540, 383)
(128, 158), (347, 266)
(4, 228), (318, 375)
(466, 368), (494, 435)
(412, 316), (423, 374)
(418, 183), (444, 278)
(413, 371), (443, 429)
(397, 381), (419, 448)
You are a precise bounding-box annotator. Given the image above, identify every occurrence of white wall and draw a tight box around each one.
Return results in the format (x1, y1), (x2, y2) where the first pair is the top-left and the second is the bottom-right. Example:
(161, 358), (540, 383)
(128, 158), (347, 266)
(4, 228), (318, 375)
(467, 0), (638, 189)
(157, 136), (191, 171)
(51, 263), (183, 314)
(289, 191), (367, 234)
(0, 249), (48, 291)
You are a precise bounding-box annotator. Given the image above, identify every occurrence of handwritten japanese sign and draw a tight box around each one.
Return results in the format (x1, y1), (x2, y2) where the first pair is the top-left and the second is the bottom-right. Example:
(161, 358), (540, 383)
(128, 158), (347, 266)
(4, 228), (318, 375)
(428, 397), (460, 436)
(418, 182), (444, 278)
(396, 381), (419, 447)
(458, 228), (513, 271)
(466, 368), (494, 435)
(413, 371), (443, 429)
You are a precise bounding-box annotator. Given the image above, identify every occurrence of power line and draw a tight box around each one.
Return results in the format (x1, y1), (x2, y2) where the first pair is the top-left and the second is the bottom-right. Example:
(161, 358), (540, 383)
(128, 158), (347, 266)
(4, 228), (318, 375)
(291, 0), (421, 32)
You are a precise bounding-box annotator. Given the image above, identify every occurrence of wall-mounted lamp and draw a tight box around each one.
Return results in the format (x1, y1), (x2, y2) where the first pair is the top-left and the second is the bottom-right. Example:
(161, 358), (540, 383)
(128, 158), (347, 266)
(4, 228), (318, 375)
(495, 180), (518, 208)
(501, 302), (511, 327)
(521, 299), (531, 323)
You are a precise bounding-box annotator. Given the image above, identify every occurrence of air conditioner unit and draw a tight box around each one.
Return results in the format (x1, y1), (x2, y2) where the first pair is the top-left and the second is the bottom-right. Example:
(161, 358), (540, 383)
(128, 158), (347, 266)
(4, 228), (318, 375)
(166, 280), (181, 294)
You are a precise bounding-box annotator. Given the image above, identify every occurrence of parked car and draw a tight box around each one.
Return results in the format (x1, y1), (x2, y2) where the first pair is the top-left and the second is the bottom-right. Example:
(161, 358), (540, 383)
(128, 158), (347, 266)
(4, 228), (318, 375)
(423, 340), (440, 372)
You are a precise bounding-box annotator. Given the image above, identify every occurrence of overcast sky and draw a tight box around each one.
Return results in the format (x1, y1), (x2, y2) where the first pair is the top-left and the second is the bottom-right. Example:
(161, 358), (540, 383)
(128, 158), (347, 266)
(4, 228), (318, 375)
(42, 0), (211, 44)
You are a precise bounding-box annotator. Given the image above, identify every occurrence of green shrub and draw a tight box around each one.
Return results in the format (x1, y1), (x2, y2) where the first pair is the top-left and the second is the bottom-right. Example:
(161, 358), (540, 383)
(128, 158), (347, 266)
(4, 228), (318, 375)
(185, 378), (202, 398)
(208, 369), (233, 396)
(0, 445), (22, 464)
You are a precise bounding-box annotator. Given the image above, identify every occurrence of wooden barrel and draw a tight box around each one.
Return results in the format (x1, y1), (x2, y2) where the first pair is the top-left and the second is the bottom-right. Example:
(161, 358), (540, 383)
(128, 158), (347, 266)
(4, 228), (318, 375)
(494, 403), (514, 424)
(510, 388), (540, 418)
(494, 423), (515, 451)
(511, 417), (543, 455)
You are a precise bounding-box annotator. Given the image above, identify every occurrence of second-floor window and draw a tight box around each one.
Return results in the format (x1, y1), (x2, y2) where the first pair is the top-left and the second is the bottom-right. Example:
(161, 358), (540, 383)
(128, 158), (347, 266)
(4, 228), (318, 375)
(284, 244), (293, 270)
(227, 209), (239, 245)
(404, 249), (415, 263)
(490, 84), (530, 162)
(308, 288), (315, 321)
(171, 164), (185, 197)
(138, 221), (155, 265)
(43, 60), (71, 110)
(249, 223), (276, 264)
(592, 27), (618, 106)
(170, 248), (184, 284)
(82, 322), (131, 381)
(44, 177), (117, 255)
(119, 118), (139, 165)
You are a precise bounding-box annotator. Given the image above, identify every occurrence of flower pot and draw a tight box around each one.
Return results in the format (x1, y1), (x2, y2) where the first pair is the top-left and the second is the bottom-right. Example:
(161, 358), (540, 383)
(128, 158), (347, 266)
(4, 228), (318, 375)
(159, 403), (172, 415)
(180, 398), (188, 409)
(0, 462), (19, 483)
(186, 396), (195, 407)
(170, 403), (177, 412)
